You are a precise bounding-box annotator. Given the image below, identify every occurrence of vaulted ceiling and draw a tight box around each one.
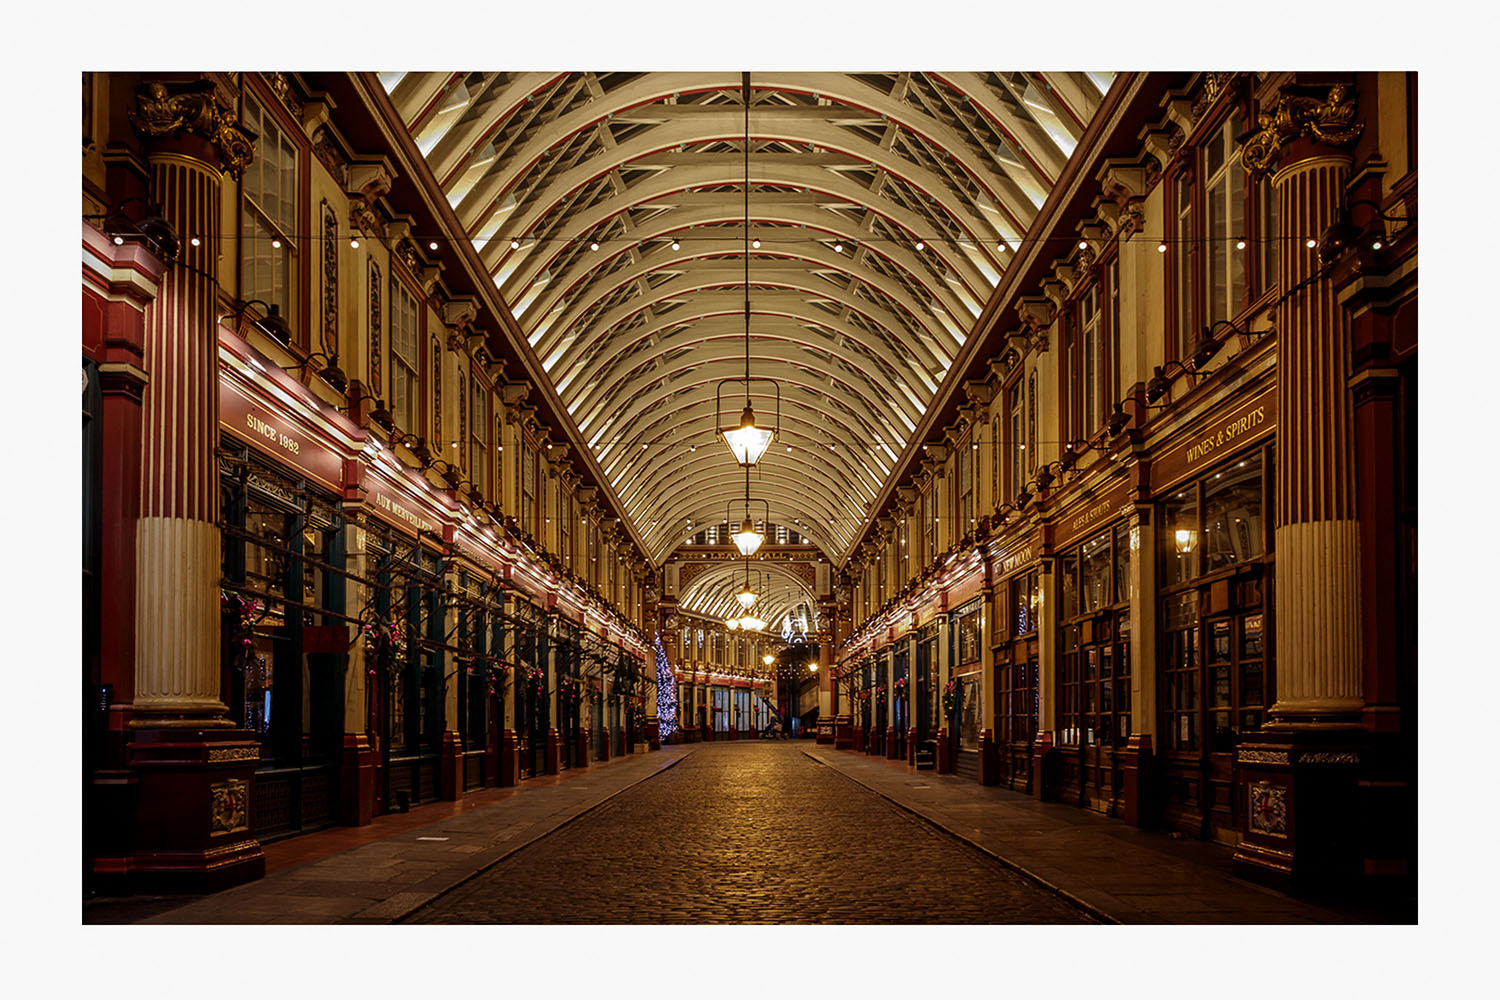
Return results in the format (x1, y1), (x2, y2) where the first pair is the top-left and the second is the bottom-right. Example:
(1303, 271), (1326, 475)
(381, 70), (1114, 578)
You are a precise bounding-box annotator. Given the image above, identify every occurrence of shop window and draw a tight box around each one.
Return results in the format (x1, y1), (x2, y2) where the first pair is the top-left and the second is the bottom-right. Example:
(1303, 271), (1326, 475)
(389, 278), (420, 432)
(954, 602), (982, 667)
(1162, 488), (1199, 586)
(1013, 569), (1039, 637)
(1163, 589), (1201, 753)
(1114, 521), (1135, 605)
(240, 95), (299, 330)
(1080, 530), (1111, 612)
(1203, 457), (1265, 572)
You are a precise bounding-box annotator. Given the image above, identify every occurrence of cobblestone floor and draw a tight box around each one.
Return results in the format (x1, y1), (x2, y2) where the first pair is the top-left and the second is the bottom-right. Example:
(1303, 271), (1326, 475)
(407, 742), (1091, 924)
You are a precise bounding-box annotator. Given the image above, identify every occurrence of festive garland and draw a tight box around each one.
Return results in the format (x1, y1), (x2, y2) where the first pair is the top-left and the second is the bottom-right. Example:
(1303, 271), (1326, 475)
(521, 665), (545, 695)
(941, 677), (962, 717)
(486, 660), (510, 698)
(892, 676), (909, 700)
(220, 589), (261, 671)
(559, 675), (582, 707)
(590, 682), (603, 704)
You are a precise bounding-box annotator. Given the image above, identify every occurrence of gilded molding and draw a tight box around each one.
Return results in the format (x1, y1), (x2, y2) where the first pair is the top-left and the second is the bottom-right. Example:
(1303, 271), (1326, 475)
(129, 79), (255, 179)
(1243, 83), (1363, 177)
(207, 746), (259, 762)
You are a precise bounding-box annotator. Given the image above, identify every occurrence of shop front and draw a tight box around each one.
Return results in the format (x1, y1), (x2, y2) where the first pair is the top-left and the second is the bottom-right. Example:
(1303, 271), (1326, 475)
(1051, 480), (1135, 816)
(511, 599), (550, 779)
(218, 442), (354, 839)
(949, 598), (983, 780)
(989, 534), (1040, 792)
(870, 652), (888, 757)
(890, 645), (909, 761)
(1152, 388), (1276, 844)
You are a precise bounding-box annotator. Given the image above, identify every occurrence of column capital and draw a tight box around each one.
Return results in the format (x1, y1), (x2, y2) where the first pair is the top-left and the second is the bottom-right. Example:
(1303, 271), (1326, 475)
(129, 78), (256, 179)
(1243, 81), (1363, 178)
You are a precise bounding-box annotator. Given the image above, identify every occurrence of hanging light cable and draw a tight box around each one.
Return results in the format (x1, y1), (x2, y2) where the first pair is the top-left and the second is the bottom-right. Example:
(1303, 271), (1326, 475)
(718, 71), (778, 467)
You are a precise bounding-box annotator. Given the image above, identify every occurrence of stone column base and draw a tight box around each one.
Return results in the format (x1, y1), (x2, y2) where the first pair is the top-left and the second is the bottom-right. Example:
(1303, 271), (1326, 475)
(339, 732), (377, 826)
(907, 727), (917, 767)
(102, 727), (265, 892)
(834, 715), (854, 750)
(936, 727), (951, 774)
(498, 729), (519, 787)
(977, 729), (1000, 785)
(598, 727), (611, 761)
(574, 727), (590, 768)
(1032, 731), (1057, 801)
(1233, 728), (1367, 890)
(647, 720), (661, 751)
(1119, 734), (1153, 828)
(544, 728), (560, 774)
(439, 730), (462, 800)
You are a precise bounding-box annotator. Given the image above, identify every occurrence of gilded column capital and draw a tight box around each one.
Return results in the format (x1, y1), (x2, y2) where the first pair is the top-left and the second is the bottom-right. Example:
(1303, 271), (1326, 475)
(1243, 82), (1363, 178)
(129, 78), (255, 179)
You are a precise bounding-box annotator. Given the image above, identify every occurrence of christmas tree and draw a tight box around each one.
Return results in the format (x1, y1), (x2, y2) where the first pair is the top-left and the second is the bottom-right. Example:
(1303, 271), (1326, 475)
(654, 633), (678, 739)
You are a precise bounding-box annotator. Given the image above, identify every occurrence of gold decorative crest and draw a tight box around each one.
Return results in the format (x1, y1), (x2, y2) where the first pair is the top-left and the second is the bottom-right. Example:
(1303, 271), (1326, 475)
(129, 79), (256, 180)
(1243, 83), (1363, 177)
(209, 778), (250, 835)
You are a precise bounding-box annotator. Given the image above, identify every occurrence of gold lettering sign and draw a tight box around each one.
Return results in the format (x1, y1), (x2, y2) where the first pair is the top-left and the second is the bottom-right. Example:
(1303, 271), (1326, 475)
(1000, 545), (1035, 576)
(1154, 388), (1277, 494)
(372, 487), (435, 534)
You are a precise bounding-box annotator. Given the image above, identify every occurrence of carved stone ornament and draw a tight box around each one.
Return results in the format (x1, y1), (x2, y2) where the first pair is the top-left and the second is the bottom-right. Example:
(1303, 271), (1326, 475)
(1247, 781), (1288, 838)
(130, 79), (256, 179)
(210, 778), (250, 835)
(1243, 83), (1364, 177)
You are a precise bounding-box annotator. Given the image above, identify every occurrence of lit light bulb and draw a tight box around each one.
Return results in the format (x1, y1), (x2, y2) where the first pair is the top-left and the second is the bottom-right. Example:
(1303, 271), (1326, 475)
(834, 242), (844, 254)
(1157, 242), (1166, 253)
(190, 236), (201, 247)
(1235, 239), (1246, 250)
(752, 238), (761, 249)
(429, 241), (439, 250)
(350, 238), (360, 249)
(272, 238), (282, 249)
(590, 241), (599, 251)
(671, 239), (680, 251)
(1306, 238), (1317, 249)
(510, 239), (520, 250)
(914, 240), (924, 251)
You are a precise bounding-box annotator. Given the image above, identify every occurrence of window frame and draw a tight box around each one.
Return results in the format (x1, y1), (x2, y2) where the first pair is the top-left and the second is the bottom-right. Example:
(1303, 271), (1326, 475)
(237, 81), (308, 347)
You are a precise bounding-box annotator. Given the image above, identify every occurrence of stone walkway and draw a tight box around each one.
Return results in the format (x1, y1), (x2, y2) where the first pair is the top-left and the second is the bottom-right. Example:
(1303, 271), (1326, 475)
(87, 748), (687, 924)
(804, 745), (1415, 924)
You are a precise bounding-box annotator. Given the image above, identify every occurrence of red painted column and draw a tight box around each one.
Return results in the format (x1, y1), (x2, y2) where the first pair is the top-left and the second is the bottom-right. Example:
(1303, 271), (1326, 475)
(1235, 83), (1369, 889)
(84, 224), (161, 874)
(108, 77), (264, 889)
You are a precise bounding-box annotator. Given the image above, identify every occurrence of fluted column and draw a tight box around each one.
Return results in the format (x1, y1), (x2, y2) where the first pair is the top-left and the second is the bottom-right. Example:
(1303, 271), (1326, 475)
(111, 76), (263, 889)
(1269, 149), (1363, 725)
(129, 79), (252, 725)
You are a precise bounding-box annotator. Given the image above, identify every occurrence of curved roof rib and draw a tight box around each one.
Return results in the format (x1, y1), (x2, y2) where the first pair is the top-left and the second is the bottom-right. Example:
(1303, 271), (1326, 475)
(385, 71), (1114, 620)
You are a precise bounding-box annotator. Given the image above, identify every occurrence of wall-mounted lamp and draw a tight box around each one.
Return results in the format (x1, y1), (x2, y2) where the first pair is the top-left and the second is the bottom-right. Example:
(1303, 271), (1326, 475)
(233, 299), (293, 347)
(285, 352), (348, 395)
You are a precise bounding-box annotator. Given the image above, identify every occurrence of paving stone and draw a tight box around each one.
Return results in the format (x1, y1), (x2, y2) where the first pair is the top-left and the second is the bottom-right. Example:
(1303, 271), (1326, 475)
(407, 743), (1091, 924)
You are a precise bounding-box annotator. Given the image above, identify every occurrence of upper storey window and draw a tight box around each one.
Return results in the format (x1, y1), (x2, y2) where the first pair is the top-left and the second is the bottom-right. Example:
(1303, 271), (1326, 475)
(240, 96), (299, 333)
(389, 278), (420, 432)
(1169, 87), (1280, 363)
